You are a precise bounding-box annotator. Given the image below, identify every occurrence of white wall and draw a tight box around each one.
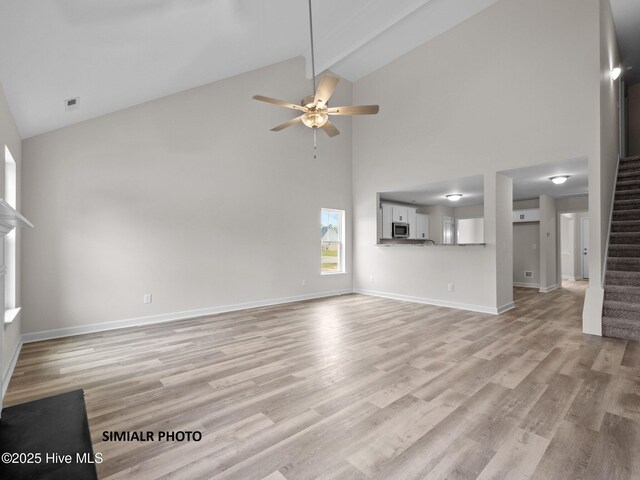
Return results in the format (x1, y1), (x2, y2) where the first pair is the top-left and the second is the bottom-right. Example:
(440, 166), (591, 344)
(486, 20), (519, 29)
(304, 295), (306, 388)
(514, 223), (540, 287)
(352, 0), (601, 314)
(629, 84), (640, 156)
(0, 81), (23, 388)
(454, 204), (484, 219)
(514, 199), (540, 210)
(583, 0), (620, 335)
(21, 57), (353, 336)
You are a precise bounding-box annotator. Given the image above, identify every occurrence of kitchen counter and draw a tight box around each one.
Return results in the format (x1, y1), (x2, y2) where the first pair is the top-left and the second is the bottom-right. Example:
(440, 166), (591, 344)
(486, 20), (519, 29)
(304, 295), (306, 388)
(376, 239), (485, 247)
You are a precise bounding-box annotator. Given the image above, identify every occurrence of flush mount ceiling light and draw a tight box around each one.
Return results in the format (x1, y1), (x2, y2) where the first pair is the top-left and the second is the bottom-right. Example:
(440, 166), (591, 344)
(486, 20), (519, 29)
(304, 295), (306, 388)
(550, 175), (570, 185)
(611, 67), (622, 81)
(446, 194), (463, 202)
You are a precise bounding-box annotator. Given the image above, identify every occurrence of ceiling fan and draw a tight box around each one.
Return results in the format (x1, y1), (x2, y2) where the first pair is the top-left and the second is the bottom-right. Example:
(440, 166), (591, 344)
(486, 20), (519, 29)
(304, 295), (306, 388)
(252, 0), (379, 151)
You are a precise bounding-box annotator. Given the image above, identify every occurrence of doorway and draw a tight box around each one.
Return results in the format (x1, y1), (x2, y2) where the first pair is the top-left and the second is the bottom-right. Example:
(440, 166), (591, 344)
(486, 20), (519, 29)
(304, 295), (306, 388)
(442, 216), (455, 245)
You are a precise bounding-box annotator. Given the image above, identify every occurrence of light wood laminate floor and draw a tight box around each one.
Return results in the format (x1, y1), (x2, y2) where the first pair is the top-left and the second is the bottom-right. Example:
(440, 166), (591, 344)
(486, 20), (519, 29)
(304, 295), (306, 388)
(5, 281), (640, 479)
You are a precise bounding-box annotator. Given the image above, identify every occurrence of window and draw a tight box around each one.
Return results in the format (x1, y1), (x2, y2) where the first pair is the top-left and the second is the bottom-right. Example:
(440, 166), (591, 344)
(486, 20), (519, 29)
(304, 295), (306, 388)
(4, 145), (18, 324)
(321, 208), (345, 274)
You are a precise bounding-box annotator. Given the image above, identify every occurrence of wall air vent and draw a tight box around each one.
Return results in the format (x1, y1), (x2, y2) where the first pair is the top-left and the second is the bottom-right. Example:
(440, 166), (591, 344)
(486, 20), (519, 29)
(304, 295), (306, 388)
(65, 97), (79, 111)
(524, 271), (533, 278)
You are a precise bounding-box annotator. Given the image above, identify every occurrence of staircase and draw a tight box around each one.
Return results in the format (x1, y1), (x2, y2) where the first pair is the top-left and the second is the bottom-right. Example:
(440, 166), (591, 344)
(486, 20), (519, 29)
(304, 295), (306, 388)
(603, 155), (640, 340)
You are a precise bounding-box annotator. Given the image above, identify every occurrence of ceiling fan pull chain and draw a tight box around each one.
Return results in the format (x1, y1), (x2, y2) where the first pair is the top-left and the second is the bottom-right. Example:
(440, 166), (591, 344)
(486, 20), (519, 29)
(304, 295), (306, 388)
(314, 129), (317, 160)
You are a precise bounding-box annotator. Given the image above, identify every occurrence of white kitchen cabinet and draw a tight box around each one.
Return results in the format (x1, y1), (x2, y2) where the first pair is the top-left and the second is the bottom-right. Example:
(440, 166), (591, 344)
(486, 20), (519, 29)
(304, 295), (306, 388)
(407, 208), (417, 238)
(381, 203), (393, 239)
(392, 206), (408, 222)
(416, 214), (430, 240)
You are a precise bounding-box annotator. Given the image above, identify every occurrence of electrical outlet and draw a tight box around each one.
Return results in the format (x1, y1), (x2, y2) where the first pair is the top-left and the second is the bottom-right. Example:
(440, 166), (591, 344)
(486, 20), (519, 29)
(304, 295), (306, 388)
(369, 275), (374, 284)
(532, 243), (537, 250)
(143, 294), (152, 304)
(448, 283), (454, 292)
(301, 279), (306, 286)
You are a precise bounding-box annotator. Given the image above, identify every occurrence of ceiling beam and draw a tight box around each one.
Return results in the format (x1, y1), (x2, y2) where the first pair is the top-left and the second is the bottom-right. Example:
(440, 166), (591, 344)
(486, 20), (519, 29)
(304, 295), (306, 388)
(303, 0), (433, 79)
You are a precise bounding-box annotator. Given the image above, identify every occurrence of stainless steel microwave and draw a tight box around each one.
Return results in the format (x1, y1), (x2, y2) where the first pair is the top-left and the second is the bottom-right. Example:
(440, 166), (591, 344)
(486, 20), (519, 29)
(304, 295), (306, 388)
(392, 222), (409, 238)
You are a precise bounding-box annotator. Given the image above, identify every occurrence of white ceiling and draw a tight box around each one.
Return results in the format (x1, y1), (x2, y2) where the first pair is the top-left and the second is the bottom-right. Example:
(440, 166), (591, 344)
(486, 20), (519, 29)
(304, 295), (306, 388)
(2, 0), (635, 139)
(380, 157), (588, 208)
(381, 175), (485, 207)
(500, 157), (589, 201)
(0, 0), (499, 139)
(610, 0), (640, 85)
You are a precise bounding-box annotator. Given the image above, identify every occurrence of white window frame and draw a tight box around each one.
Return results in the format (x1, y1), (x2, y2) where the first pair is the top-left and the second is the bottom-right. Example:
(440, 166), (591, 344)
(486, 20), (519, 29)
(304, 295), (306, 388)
(320, 208), (346, 275)
(4, 145), (19, 325)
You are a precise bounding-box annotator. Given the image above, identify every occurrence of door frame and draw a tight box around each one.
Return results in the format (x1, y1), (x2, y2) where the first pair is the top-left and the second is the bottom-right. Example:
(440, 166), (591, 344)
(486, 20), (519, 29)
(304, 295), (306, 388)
(581, 216), (589, 279)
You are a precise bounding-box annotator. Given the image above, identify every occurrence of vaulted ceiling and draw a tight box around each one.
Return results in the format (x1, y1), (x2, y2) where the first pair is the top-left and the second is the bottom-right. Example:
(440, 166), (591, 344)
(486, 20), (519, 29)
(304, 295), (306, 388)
(0, 0), (637, 139)
(0, 0), (500, 138)
(610, 0), (640, 86)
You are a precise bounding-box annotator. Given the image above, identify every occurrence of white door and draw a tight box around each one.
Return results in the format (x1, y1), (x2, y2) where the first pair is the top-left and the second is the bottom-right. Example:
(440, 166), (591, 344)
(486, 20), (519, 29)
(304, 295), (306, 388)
(443, 216), (455, 245)
(581, 217), (589, 279)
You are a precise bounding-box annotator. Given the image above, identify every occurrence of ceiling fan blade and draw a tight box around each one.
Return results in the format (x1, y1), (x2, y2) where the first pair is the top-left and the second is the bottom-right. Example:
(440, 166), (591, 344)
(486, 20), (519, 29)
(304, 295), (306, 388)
(253, 95), (307, 112)
(313, 75), (340, 107)
(327, 105), (379, 115)
(271, 116), (303, 132)
(320, 121), (340, 137)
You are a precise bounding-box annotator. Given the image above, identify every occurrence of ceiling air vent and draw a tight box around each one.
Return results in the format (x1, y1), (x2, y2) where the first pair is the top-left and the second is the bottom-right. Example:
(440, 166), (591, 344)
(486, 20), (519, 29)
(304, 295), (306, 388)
(65, 97), (79, 111)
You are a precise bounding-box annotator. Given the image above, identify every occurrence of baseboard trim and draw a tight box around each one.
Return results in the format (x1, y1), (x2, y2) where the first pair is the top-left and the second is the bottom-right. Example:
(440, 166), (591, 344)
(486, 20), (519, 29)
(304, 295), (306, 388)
(562, 276), (576, 281)
(513, 282), (540, 289)
(497, 302), (516, 314)
(2, 338), (23, 397)
(354, 288), (501, 315)
(539, 284), (559, 293)
(22, 289), (354, 344)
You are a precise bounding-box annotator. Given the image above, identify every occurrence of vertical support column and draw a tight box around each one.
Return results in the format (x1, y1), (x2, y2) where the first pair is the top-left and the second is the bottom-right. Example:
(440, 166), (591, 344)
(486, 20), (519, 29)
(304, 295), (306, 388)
(495, 173), (513, 312)
(539, 194), (558, 292)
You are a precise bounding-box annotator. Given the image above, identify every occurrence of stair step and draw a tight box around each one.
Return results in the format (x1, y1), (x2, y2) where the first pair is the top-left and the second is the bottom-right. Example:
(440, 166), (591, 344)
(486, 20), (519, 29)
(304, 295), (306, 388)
(605, 285), (640, 303)
(608, 257), (640, 271)
(603, 300), (640, 320)
(611, 220), (640, 232)
(602, 316), (640, 341)
(609, 232), (640, 245)
(606, 270), (640, 286)
(613, 209), (640, 221)
(609, 244), (640, 258)
(619, 158), (640, 171)
(615, 188), (640, 200)
(616, 179), (640, 191)
(618, 170), (640, 182)
(619, 164), (640, 174)
(614, 200), (640, 211)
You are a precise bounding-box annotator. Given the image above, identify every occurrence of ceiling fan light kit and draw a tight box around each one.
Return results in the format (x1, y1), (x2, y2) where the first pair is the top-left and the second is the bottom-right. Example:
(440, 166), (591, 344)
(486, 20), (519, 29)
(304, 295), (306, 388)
(252, 0), (379, 155)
